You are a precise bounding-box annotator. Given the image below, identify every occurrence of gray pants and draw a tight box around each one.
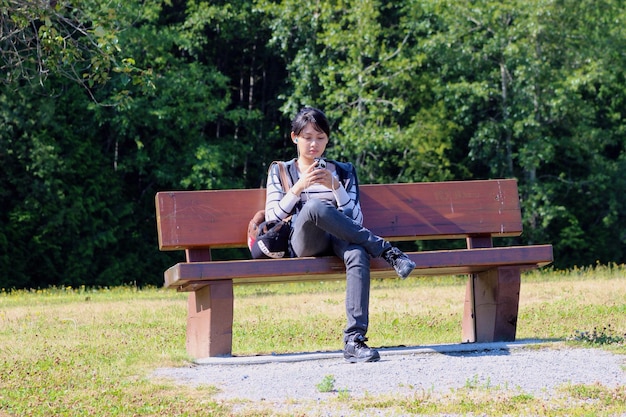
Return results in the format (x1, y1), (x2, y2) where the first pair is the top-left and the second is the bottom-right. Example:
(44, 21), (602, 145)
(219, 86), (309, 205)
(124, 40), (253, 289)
(290, 199), (390, 343)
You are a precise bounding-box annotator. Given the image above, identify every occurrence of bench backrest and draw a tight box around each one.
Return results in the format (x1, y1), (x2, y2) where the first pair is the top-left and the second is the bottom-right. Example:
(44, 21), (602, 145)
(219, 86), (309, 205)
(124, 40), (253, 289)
(156, 179), (522, 251)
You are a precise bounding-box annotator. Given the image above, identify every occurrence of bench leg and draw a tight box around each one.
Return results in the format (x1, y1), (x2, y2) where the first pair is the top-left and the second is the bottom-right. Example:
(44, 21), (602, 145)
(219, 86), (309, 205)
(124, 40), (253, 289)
(462, 266), (521, 343)
(186, 280), (234, 358)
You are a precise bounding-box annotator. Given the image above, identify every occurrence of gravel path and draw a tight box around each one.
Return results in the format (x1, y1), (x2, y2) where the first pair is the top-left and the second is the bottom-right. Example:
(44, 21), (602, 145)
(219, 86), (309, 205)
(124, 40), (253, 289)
(153, 341), (626, 415)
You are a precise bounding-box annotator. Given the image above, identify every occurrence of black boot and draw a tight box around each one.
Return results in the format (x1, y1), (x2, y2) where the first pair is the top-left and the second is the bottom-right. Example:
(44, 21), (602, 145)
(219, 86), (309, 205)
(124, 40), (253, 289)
(343, 335), (380, 363)
(382, 247), (416, 279)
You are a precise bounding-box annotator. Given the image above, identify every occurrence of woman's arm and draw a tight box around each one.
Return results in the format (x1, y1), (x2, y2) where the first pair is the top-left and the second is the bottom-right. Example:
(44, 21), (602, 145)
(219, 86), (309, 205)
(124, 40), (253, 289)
(265, 163), (299, 222)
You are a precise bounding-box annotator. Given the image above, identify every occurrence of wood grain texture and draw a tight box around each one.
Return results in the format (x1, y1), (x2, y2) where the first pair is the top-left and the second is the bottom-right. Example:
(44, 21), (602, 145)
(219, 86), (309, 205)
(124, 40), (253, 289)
(156, 179), (523, 250)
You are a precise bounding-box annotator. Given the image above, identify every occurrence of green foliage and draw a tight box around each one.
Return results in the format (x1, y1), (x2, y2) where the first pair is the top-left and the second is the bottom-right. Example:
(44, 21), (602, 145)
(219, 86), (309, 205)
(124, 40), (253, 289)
(316, 375), (336, 393)
(568, 325), (626, 346)
(1, 0), (626, 288)
(0, 80), (169, 289)
(410, 0), (626, 267)
(1, 0), (155, 105)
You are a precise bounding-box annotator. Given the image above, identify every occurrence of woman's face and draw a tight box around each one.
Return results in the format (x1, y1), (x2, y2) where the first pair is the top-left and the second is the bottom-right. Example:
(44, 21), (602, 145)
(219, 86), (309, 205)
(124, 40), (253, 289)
(292, 122), (329, 160)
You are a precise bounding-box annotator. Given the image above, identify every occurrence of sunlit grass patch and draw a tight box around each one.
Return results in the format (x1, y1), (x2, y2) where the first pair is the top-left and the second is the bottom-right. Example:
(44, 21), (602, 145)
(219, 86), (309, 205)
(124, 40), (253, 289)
(349, 381), (626, 417)
(554, 383), (626, 415)
(1, 265), (625, 415)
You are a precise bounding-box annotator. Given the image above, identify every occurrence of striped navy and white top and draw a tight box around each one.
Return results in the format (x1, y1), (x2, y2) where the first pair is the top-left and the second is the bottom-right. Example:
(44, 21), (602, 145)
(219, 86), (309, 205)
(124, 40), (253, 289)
(264, 159), (363, 225)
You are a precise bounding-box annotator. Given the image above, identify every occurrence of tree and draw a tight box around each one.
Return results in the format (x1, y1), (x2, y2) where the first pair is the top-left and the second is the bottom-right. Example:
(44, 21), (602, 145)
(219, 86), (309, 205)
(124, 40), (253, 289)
(259, 0), (456, 184)
(1, 0), (154, 105)
(0, 79), (141, 288)
(412, 0), (626, 266)
(1, 0), (625, 289)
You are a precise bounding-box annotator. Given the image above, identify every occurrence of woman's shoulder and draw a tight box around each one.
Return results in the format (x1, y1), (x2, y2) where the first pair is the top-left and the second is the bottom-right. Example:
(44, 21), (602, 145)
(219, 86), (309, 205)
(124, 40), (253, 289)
(333, 160), (353, 169)
(268, 158), (296, 173)
(328, 160), (356, 179)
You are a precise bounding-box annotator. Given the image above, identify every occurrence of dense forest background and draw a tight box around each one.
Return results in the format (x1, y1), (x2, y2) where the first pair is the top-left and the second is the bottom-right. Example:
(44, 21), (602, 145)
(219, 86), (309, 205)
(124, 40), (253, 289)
(1, 0), (624, 289)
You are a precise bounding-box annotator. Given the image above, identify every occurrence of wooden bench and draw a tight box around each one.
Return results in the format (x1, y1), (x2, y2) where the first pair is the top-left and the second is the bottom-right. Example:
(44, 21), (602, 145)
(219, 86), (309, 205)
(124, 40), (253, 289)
(155, 179), (553, 358)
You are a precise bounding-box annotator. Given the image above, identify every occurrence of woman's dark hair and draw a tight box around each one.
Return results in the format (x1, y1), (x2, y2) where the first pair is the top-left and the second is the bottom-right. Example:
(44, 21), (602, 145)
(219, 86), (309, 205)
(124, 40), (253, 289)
(291, 107), (330, 137)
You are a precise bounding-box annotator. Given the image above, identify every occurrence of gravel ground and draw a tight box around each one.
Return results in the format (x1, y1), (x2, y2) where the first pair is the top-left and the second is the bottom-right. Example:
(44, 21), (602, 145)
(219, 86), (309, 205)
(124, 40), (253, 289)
(152, 341), (626, 415)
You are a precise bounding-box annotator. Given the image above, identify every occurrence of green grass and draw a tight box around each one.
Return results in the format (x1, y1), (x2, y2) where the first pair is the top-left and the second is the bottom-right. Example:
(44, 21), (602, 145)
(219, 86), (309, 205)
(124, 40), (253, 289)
(316, 375), (336, 393)
(1, 264), (625, 416)
(350, 383), (626, 416)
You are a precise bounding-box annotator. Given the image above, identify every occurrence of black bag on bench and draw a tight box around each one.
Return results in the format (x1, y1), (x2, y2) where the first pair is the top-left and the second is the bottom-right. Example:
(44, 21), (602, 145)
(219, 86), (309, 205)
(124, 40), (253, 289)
(249, 217), (292, 259)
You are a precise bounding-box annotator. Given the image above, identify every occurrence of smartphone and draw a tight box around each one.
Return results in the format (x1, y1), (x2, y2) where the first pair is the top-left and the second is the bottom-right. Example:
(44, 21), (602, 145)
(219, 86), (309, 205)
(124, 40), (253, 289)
(314, 158), (326, 170)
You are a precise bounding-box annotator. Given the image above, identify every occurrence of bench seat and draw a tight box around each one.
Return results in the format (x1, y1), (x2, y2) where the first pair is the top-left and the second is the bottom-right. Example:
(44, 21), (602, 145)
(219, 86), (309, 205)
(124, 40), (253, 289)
(166, 245), (553, 289)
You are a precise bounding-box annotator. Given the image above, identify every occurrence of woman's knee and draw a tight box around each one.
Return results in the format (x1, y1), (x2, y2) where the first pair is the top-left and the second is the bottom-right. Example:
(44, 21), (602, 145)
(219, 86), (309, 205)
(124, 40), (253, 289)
(304, 198), (329, 212)
(300, 198), (333, 219)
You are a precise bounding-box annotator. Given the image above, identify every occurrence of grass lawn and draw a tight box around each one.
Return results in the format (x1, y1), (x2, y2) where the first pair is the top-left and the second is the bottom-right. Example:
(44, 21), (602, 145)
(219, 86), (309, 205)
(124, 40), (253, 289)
(1, 264), (625, 416)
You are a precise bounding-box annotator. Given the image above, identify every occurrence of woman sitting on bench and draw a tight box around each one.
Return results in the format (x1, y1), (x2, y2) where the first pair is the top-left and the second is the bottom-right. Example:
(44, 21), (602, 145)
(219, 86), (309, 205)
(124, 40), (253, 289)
(264, 107), (416, 363)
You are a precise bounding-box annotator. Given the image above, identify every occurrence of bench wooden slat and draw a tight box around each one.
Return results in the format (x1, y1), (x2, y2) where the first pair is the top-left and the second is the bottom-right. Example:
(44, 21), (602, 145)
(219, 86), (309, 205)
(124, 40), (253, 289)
(165, 244), (553, 289)
(358, 180), (522, 240)
(156, 179), (523, 251)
